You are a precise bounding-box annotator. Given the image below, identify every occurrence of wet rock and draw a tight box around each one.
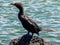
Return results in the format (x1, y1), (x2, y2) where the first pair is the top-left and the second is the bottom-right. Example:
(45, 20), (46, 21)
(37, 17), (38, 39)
(9, 34), (52, 45)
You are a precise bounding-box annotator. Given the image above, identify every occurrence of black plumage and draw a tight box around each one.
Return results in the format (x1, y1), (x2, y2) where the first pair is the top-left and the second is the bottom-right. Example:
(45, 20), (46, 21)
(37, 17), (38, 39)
(11, 3), (42, 35)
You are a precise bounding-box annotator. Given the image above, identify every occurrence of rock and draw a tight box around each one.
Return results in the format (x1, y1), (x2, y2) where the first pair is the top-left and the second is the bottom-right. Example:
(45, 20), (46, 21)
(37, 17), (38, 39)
(9, 34), (52, 45)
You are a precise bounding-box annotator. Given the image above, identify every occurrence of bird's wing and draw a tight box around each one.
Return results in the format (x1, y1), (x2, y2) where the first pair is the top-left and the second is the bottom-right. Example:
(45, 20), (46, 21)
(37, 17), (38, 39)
(23, 16), (52, 32)
(25, 16), (41, 31)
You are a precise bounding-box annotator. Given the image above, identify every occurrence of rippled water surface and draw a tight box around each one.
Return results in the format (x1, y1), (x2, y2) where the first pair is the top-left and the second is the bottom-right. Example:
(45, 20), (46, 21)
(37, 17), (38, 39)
(0, 0), (60, 45)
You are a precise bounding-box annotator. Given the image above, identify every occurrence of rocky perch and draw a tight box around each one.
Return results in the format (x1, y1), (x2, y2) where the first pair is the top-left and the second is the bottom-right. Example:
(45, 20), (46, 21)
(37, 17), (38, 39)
(9, 34), (52, 45)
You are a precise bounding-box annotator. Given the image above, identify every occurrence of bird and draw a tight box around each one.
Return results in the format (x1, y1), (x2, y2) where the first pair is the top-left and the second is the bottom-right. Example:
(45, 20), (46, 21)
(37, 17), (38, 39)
(11, 3), (52, 35)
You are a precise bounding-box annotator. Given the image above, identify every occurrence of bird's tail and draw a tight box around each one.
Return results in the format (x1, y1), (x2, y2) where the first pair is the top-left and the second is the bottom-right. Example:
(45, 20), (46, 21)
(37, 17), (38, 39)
(41, 28), (53, 32)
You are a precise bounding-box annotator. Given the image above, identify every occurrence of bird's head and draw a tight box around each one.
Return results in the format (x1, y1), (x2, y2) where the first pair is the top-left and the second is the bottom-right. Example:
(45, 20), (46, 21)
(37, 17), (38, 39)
(11, 3), (23, 10)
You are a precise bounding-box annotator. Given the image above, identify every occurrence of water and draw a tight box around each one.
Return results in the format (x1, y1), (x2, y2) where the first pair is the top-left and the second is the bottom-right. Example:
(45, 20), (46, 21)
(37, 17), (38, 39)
(0, 0), (60, 45)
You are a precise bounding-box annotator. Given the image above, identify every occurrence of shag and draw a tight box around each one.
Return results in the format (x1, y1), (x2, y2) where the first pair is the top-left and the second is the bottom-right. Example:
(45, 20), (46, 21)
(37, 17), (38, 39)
(11, 3), (52, 35)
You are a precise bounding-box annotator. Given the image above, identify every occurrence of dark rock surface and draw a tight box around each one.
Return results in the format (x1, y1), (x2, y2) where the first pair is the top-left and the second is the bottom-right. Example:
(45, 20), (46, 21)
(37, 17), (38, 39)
(9, 34), (52, 45)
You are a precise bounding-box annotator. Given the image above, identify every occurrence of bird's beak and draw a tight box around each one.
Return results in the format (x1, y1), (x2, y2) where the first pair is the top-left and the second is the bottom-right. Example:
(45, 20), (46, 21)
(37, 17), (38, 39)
(10, 3), (15, 5)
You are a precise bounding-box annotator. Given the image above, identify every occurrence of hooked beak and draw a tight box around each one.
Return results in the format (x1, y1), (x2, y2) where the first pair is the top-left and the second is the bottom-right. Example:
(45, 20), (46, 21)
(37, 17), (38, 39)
(10, 3), (15, 5)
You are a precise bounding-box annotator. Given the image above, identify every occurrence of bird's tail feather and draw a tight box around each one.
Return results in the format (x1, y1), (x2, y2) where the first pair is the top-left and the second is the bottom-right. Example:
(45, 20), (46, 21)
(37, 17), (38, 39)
(41, 28), (53, 32)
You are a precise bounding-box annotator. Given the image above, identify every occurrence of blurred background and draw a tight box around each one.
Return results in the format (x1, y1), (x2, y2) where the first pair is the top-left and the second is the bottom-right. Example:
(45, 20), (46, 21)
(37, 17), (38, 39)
(0, 0), (60, 45)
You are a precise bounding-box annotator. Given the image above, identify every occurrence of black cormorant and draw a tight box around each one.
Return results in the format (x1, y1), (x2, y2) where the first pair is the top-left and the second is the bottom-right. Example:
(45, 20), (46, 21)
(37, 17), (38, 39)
(11, 3), (52, 35)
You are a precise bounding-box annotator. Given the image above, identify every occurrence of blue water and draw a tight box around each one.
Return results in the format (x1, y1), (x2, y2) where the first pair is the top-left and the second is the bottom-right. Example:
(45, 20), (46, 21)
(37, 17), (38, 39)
(0, 0), (60, 45)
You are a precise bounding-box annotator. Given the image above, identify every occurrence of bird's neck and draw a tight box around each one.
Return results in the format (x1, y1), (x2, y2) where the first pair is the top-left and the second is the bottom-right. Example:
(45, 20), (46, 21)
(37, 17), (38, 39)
(18, 7), (24, 15)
